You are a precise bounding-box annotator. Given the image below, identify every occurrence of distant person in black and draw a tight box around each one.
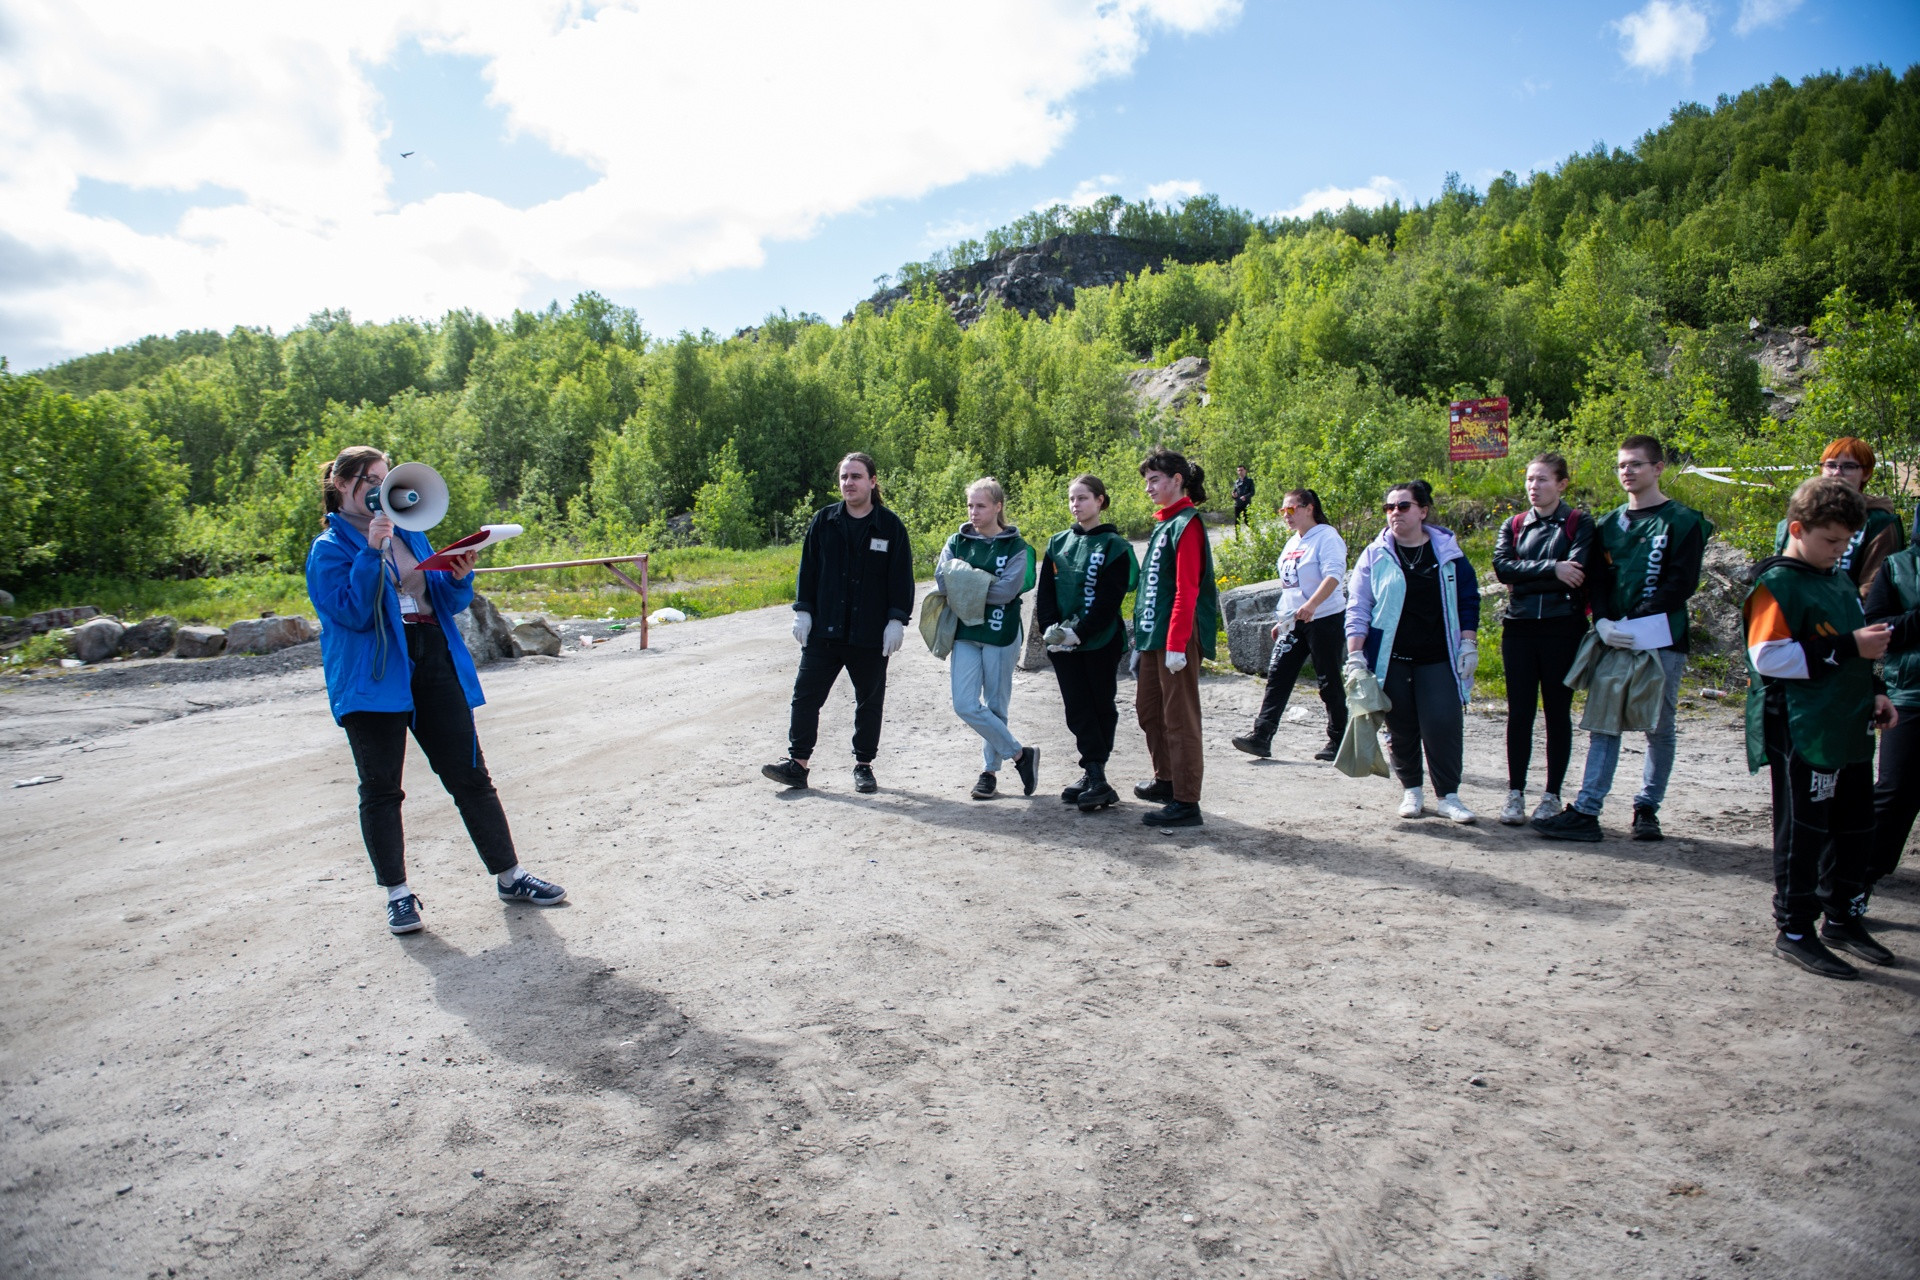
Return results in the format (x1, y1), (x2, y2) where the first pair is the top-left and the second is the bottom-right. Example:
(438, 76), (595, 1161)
(762, 452), (915, 794)
(1232, 466), (1256, 525)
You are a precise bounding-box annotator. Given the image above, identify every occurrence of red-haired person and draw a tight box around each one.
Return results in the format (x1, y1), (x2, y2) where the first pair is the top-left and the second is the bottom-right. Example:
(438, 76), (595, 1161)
(1772, 437), (1907, 599)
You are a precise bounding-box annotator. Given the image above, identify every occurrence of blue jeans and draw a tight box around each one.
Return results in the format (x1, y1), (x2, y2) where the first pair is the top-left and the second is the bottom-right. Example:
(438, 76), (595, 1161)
(951, 636), (1023, 770)
(1574, 648), (1686, 816)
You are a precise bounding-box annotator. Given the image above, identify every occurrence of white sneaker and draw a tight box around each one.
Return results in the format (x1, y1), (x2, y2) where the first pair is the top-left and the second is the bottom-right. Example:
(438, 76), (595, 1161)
(1532, 792), (1563, 823)
(1398, 787), (1425, 819)
(1437, 793), (1477, 824)
(1499, 789), (1527, 825)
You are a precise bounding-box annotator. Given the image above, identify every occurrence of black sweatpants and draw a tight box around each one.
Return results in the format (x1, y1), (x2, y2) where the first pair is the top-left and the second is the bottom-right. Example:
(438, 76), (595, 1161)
(340, 623), (519, 888)
(1250, 612), (1348, 748)
(1501, 617), (1584, 794)
(1048, 634), (1124, 767)
(1381, 658), (1465, 797)
(788, 640), (889, 763)
(1868, 708), (1920, 894)
(1764, 707), (1871, 933)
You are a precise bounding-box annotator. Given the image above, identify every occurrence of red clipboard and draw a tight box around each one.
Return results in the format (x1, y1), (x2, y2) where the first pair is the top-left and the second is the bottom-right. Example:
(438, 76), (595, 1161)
(417, 524), (523, 572)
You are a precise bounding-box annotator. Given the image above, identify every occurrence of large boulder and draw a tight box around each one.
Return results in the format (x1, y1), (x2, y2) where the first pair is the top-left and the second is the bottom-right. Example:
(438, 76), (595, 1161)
(510, 617), (562, 658)
(1125, 357), (1210, 417)
(455, 592), (517, 664)
(67, 616), (126, 663)
(4, 605), (101, 645)
(1691, 541), (1755, 676)
(1219, 580), (1283, 676)
(118, 615), (178, 658)
(225, 614), (318, 655)
(175, 626), (227, 659)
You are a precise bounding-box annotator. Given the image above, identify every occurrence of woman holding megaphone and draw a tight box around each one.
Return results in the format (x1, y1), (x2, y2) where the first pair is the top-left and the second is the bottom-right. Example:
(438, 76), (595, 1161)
(307, 445), (565, 937)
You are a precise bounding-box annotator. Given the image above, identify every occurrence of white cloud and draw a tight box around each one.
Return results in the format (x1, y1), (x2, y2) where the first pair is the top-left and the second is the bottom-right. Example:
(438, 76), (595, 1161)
(1038, 175), (1126, 210)
(1613, 1), (1712, 75)
(1274, 175), (1407, 221)
(1734, 0), (1802, 36)
(1144, 178), (1203, 203)
(0, 0), (1242, 362)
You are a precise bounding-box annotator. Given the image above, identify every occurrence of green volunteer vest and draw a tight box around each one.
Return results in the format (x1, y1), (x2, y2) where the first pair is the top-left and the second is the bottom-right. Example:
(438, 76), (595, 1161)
(1879, 544), (1920, 709)
(1743, 560), (1876, 774)
(945, 528), (1036, 647)
(1600, 500), (1713, 647)
(1772, 505), (1906, 590)
(1131, 506), (1219, 658)
(1046, 525), (1139, 651)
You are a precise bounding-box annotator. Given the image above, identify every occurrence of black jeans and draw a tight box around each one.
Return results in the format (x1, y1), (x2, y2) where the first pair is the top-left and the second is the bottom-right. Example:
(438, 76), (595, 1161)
(788, 640), (889, 762)
(340, 623), (518, 888)
(1381, 658), (1465, 796)
(1501, 617), (1584, 793)
(1048, 634), (1124, 767)
(1250, 613), (1348, 748)
(1764, 707), (1871, 931)
(1868, 709), (1920, 893)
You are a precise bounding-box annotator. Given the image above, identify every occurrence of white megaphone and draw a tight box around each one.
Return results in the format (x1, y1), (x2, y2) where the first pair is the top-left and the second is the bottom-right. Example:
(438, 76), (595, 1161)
(367, 463), (450, 541)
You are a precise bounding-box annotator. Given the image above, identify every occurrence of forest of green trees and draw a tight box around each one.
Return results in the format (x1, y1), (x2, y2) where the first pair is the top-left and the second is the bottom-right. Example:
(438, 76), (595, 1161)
(4, 65), (1918, 606)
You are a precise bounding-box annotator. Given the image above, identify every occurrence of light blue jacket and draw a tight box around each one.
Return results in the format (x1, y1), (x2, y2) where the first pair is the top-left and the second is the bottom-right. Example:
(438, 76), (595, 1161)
(305, 512), (484, 723)
(1344, 523), (1481, 703)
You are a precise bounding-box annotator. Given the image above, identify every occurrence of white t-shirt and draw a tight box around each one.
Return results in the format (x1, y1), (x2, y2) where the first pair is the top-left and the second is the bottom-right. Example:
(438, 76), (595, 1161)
(1276, 523), (1348, 618)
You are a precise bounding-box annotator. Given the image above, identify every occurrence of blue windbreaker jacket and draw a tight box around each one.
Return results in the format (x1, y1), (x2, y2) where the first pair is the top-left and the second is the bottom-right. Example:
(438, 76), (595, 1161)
(305, 512), (484, 723)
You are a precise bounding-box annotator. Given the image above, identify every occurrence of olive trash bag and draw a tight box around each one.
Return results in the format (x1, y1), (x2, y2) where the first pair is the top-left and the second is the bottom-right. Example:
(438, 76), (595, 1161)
(1335, 664), (1394, 779)
(1563, 631), (1666, 735)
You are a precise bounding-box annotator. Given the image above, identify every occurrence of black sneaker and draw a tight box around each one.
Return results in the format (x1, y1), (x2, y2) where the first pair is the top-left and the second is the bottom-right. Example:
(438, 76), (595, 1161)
(1532, 805), (1603, 843)
(1314, 745), (1338, 762)
(1133, 777), (1175, 803)
(852, 763), (877, 794)
(1821, 918), (1896, 966)
(1141, 800), (1203, 828)
(762, 757), (809, 789)
(1230, 734), (1271, 759)
(970, 772), (998, 800)
(1013, 746), (1041, 796)
(1061, 773), (1090, 804)
(387, 893), (424, 935)
(1775, 931), (1860, 980)
(1630, 803), (1663, 841)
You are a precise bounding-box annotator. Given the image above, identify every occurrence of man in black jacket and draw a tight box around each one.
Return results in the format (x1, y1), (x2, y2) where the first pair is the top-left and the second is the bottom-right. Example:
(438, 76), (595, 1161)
(1231, 466), (1255, 525)
(763, 453), (915, 793)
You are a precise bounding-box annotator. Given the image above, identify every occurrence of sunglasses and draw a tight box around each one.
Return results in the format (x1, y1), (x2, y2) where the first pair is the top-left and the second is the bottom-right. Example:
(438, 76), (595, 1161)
(1382, 500), (1418, 514)
(1279, 505), (1297, 516)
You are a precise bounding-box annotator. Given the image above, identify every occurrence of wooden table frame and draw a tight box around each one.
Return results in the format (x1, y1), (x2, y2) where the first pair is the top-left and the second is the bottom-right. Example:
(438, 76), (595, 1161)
(472, 554), (651, 649)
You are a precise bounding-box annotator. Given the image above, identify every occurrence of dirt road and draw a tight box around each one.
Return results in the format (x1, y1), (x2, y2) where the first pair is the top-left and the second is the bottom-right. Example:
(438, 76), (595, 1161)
(3, 603), (1916, 1279)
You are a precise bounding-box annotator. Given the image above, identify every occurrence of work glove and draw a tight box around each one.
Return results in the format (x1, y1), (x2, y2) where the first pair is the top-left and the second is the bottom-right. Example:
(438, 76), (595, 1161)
(1456, 641), (1479, 684)
(1595, 618), (1632, 649)
(791, 612), (812, 646)
(1043, 623), (1080, 653)
(880, 619), (904, 657)
(1165, 650), (1188, 674)
(1344, 651), (1368, 673)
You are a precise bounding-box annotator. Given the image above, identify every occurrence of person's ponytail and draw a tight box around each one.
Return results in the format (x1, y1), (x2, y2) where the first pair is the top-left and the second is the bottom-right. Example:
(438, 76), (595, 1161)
(1185, 462), (1208, 504)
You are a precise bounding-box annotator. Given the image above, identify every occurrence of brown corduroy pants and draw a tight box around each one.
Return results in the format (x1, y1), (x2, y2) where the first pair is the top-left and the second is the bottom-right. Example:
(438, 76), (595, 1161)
(1136, 638), (1204, 803)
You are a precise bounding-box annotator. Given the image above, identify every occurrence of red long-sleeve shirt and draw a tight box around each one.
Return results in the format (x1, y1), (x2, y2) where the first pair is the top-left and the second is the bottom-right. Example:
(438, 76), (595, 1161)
(1159, 497), (1205, 654)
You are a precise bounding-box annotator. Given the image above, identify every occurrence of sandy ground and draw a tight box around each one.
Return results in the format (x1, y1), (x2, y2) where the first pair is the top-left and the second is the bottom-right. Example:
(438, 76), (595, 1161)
(2, 601), (1917, 1280)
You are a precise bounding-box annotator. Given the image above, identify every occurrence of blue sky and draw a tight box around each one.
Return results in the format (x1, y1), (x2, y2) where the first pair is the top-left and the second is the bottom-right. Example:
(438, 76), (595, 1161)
(5, 0), (1917, 366)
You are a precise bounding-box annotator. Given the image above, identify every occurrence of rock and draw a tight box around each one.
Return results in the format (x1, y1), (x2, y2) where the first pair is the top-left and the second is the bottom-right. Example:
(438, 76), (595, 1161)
(26, 605), (99, 634)
(174, 626), (227, 659)
(1691, 541), (1755, 672)
(67, 617), (126, 663)
(117, 616), (178, 658)
(0, 589), (12, 607)
(1017, 619), (1048, 672)
(510, 617), (563, 658)
(453, 593), (515, 664)
(1219, 580), (1284, 676)
(1125, 357), (1210, 417)
(225, 615), (318, 655)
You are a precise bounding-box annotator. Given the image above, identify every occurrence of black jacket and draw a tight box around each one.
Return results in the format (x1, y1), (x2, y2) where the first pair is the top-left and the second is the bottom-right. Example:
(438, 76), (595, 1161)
(794, 501), (915, 649)
(1493, 502), (1598, 622)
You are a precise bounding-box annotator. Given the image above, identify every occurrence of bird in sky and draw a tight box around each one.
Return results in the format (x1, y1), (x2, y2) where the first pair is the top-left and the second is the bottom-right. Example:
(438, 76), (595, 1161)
(400, 151), (414, 158)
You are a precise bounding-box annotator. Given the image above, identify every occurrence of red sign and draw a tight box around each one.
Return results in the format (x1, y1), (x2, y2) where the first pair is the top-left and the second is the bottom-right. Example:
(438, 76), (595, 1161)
(1448, 396), (1510, 462)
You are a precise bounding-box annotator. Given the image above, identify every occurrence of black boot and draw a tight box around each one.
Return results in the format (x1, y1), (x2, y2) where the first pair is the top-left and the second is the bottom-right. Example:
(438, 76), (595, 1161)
(1133, 777), (1174, 803)
(1230, 733), (1271, 758)
(1076, 762), (1119, 812)
(1142, 800), (1204, 828)
(1061, 772), (1090, 804)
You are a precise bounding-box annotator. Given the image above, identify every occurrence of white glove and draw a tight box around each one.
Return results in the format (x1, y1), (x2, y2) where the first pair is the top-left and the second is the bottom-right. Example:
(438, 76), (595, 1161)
(1344, 651), (1368, 673)
(1043, 624), (1080, 653)
(1595, 618), (1632, 649)
(791, 612), (812, 646)
(1165, 650), (1188, 674)
(1129, 648), (1141, 677)
(1456, 641), (1479, 683)
(880, 619), (904, 657)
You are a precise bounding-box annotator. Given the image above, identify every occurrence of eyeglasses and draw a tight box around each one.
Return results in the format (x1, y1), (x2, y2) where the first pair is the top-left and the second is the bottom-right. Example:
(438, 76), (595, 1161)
(1822, 460), (1865, 474)
(1382, 500), (1417, 514)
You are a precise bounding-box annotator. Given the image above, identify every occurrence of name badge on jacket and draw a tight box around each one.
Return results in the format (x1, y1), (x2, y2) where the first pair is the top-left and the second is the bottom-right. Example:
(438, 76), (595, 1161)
(870, 538), (889, 552)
